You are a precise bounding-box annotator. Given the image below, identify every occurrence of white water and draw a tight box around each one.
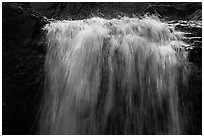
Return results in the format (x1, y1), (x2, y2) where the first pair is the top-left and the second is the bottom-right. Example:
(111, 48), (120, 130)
(39, 16), (189, 134)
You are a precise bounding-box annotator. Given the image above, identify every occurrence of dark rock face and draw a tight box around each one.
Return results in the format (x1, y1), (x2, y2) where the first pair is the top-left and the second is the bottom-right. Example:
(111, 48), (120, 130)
(27, 2), (202, 20)
(2, 3), (45, 134)
(144, 2), (202, 20)
(2, 2), (202, 135)
(29, 2), (150, 19)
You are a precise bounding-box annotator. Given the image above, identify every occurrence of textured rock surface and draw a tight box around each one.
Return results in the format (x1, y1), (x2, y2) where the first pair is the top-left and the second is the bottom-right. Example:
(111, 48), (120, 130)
(2, 3), (46, 134)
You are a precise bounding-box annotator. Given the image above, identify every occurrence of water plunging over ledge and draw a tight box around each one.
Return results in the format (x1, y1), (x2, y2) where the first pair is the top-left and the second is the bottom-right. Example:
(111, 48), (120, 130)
(39, 16), (189, 135)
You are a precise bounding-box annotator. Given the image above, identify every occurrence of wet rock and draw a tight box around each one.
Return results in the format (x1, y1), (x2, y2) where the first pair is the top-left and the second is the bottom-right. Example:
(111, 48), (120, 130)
(3, 3), (45, 134)
(145, 2), (202, 20)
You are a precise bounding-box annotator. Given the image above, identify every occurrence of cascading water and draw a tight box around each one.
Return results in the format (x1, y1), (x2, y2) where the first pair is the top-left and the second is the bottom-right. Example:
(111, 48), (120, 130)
(39, 16), (189, 135)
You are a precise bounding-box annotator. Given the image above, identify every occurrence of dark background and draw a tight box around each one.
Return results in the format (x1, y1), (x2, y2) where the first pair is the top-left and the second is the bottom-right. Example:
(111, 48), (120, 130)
(2, 2), (202, 135)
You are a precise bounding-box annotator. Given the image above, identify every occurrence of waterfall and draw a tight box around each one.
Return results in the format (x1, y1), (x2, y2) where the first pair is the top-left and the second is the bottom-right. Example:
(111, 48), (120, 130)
(39, 16), (189, 135)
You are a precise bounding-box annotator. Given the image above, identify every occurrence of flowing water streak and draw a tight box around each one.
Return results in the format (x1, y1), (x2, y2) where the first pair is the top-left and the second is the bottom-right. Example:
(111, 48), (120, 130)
(40, 17), (189, 134)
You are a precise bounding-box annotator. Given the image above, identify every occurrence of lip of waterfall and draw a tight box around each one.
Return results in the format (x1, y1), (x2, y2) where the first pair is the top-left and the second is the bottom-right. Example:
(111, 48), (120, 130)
(167, 20), (202, 51)
(40, 16), (190, 134)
